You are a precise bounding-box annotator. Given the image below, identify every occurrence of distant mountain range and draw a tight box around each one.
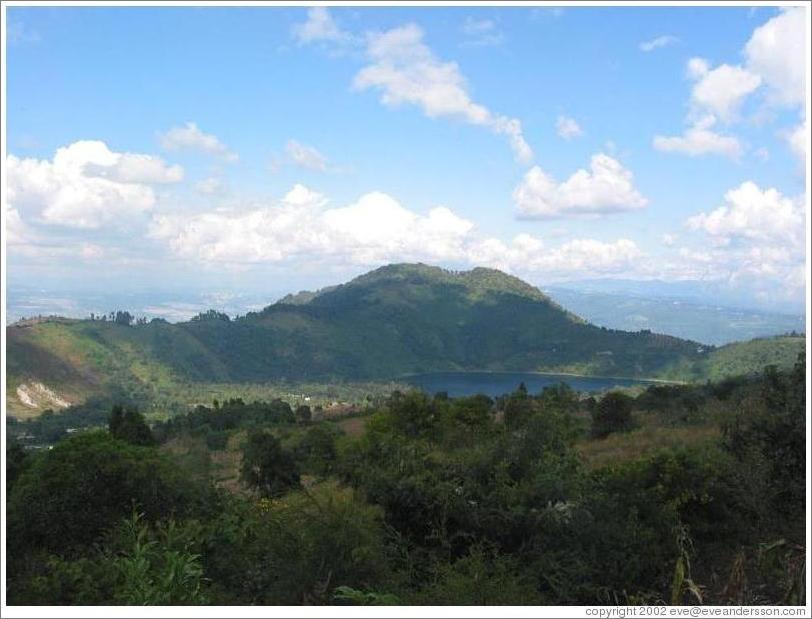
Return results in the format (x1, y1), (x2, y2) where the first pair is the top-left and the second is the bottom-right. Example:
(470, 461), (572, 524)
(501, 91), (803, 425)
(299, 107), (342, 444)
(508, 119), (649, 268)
(550, 278), (806, 315)
(544, 287), (804, 346)
(6, 264), (804, 416)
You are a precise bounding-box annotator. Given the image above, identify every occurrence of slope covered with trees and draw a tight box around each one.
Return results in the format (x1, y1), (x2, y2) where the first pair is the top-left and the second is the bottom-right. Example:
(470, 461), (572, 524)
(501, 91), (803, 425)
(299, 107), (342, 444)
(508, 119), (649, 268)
(6, 264), (804, 417)
(7, 265), (709, 408)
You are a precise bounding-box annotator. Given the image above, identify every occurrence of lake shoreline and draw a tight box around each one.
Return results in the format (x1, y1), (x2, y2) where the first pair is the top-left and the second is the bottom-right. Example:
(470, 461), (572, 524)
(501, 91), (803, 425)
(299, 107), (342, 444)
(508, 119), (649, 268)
(398, 370), (686, 398)
(398, 369), (686, 386)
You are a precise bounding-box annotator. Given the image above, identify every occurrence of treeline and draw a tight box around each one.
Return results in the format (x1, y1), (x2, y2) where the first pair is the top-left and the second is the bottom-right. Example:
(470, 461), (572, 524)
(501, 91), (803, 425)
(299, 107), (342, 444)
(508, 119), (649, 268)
(152, 397), (313, 449)
(86, 309), (235, 326)
(5, 356), (806, 605)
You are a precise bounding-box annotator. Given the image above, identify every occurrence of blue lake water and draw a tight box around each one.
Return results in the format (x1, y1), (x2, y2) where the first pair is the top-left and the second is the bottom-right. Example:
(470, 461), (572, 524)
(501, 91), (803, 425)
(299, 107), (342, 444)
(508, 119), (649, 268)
(402, 371), (654, 398)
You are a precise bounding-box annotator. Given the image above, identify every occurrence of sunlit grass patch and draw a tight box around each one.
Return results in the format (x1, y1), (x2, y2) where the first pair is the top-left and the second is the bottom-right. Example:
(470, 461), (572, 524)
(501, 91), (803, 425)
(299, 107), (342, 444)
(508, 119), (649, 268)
(577, 418), (720, 470)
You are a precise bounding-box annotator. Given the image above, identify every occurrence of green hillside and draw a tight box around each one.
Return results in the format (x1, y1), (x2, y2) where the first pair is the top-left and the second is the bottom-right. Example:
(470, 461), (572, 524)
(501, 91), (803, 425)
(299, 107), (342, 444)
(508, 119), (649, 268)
(662, 334), (806, 382)
(7, 263), (802, 415)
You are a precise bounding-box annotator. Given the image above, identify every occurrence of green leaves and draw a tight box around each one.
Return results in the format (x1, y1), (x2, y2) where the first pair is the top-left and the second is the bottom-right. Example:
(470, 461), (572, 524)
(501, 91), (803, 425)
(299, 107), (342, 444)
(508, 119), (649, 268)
(239, 429), (300, 497)
(591, 391), (636, 438)
(110, 511), (209, 605)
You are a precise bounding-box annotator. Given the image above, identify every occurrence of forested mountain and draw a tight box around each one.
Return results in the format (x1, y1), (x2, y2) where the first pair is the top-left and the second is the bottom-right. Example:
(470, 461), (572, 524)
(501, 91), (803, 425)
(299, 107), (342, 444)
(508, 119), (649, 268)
(6, 264), (801, 415)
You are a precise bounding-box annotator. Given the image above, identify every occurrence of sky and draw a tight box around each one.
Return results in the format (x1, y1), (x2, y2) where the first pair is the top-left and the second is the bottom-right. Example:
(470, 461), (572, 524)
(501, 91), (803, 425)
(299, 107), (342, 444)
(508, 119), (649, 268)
(3, 4), (809, 316)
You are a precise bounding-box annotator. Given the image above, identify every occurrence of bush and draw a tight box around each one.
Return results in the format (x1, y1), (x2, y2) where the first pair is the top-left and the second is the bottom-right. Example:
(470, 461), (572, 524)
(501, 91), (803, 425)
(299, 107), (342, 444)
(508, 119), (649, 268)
(205, 430), (229, 451)
(591, 392), (636, 438)
(7, 432), (213, 558)
(295, 405), (312, 425)
(6, 439), (29, 490)
(198, 482), (392, 604)
(722, 356), (806, 517)
(411, 544), (544, 604)
(240, 429), (300, 497)
(109, 405), (155, 446)
(7, 554), (118, 605)
(109, 511), (209, 604)
(295, 423), (340, 475)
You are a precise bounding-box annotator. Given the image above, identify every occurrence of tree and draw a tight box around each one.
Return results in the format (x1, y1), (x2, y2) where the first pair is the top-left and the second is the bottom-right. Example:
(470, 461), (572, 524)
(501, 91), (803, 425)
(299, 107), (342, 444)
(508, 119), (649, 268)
(389, 391), (436, 437)
(295, 404), (312, 425)
(109, 405), (155, 446)
(264, 399), (295, 424)
(591, 391), (635, 438)
(296, 424), (338, 475)
(7, 432), (210, 557)
(6, 439), (29, 490)
(240, 429), (300, 497)
(503, 387), (534, 429)
(722, 355), (806, 514)
(447, 394), (493, 430)
(113, 310), (134, 326)
(538, 383), (579, 415)
(190, 309), (230, 322)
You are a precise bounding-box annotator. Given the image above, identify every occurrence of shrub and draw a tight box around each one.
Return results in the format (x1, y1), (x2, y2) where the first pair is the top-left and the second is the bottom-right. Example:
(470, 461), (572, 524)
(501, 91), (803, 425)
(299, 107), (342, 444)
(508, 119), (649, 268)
(205, 430), (229, 451)
(591, 392), (636, 438)
(7, 432), (213, 558)
(240, 429), (300, 497)
(109, 405), (155, 446)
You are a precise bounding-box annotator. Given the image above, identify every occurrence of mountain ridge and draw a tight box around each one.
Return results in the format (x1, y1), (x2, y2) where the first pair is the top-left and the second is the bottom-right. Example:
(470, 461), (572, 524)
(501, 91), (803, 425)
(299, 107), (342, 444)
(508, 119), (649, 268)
(8, 263), (801, 416)
(275, 264), (554, 307)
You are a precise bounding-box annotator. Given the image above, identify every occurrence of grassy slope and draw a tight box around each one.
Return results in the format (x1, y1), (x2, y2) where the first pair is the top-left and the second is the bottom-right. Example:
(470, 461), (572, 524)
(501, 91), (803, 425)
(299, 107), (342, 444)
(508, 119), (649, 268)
(577, 419), (721, 470)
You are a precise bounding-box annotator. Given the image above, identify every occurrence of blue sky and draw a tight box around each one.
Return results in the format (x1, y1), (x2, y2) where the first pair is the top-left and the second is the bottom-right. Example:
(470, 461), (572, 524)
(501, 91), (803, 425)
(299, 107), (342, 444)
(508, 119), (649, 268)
(4, 5), (808, 314)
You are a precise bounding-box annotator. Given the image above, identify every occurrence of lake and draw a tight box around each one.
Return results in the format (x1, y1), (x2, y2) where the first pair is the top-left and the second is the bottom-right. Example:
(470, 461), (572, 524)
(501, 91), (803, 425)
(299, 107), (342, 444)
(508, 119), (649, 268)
(402, 371), (655, 398)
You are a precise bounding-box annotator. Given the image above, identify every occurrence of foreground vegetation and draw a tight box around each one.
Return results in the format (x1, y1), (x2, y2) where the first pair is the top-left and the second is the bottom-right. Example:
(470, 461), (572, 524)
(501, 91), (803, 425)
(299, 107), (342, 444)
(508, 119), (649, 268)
(6, 354), (805, 605)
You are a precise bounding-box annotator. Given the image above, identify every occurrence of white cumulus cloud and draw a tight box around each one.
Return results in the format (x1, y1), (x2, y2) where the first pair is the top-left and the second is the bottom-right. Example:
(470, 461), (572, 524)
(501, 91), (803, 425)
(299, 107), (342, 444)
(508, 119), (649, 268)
(654, 9), (807, 161)
(148, 183), (644, 282)
(468, 236), (642, 277)
(285, 140), (329, 172)
(4, 204), (31, 246)
(744, 7), (806, 107)
(688, 59), (762, 122)
(353, 23), (533, 163)
(85, 152), (183, 184)
(653, 115), (743, 159)
(195, 177), (226, 195)
(158, 122), (238, 162)
(686, 181), (804, 249)
(513, 154), (648, 219)
(556, 115), (583, 140)
(149, 186), (473, 266)
(786, 118), (808, 166)
(639, 34), (679, 52)
(460, 17), (504, 47)
(292, 7), (355, 46)
(6, 140), (180, 229)
(661, 233), (678, 247)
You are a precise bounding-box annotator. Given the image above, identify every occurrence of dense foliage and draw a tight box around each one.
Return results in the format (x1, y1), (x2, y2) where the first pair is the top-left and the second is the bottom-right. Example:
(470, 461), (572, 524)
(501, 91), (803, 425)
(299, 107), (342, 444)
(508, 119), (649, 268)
(591, 391), (636, 438)
(5, 355), (807, 605)
(240, 429), (301, 497)
(109, 405), (155, 446)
